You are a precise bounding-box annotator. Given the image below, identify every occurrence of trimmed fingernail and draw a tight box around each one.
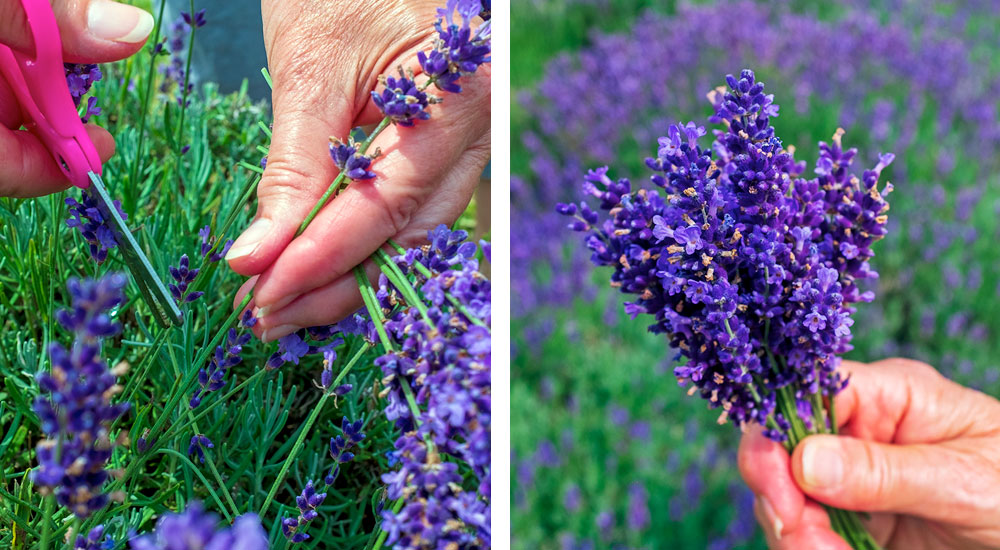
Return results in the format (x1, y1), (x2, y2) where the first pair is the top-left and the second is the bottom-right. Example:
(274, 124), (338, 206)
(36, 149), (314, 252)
(758, 496), (783, 540)
(261, 324), (299, 343)
(801, 437), (845, 488)
(257, 306), (271, 318)
(88, 0), (154, 43)
(226, 218), (272, 262)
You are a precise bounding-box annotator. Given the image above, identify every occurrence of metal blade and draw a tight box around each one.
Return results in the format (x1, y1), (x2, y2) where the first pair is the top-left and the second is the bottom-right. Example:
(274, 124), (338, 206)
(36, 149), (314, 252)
(87, 172), (183, 327)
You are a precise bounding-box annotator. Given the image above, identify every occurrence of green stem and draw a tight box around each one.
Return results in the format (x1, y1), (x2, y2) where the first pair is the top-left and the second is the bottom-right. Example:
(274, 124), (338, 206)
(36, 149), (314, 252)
(370, 498), (405, 550)
(160, 368), (268, 443)
(296, 118), (392, 235)
(38, 494), (54, 549)
(372, 250), (431, 323)
(386, 239), (490, 331)
(165, 344), (240, 520)
(354, 266), (392, 350)
(258, 344), (369, 518)
(174, 0), (198, 154)
(128, 0), (169, 210)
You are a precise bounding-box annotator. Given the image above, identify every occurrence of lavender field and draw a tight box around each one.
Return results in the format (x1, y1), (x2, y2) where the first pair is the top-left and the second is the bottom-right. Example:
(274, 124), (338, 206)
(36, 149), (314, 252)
(511, 0), (1000, 548)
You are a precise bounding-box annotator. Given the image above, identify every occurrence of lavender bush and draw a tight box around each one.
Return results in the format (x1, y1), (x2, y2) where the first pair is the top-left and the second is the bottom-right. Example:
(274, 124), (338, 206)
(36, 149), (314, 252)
(0, 1), (490, 549)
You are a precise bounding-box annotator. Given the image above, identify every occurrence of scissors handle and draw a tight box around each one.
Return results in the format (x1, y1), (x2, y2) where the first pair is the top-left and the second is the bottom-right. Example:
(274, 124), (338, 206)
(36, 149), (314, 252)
(0, 0), (101, 188)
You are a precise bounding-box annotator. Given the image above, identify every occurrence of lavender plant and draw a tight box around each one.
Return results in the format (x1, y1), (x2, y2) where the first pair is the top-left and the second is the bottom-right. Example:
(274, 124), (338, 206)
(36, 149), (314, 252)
(0, 1), (490, 548)
(561, 70), (890, 548)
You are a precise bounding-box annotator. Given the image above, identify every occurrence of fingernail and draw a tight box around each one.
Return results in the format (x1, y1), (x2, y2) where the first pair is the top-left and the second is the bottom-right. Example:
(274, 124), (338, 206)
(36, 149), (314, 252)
(758, 496), (783, 540)
(262, 324), (299, 343)
(257, 306), (271, 318)
(226, 218), (272, 262)
(801, 437), (845, 488)
(88, 0), (154, 43)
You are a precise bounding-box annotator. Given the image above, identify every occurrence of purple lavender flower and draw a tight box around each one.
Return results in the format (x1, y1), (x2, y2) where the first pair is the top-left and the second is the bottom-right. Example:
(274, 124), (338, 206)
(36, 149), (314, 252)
(329, 137), (377, 180)
(420, 0), (491, 93)
(266, 331), (310, 369)
(33, 274), (130, 518)
(282, 480), (327, 543)
(187, 434), (214, 464)
(158, 16), (193, 103)
(199, 225), (233, 262)
(168, 254), (203, 303)
(65, 63), (102, 122)
(129, 502), (267, 550)
(371, 70), (432, 127)
(190, 328), (251, 408)
(74, 525), (114, 550)
(561, 70), (893, 441)
(181, 8), (207, 28)
(325, 418), (366, 484)
(65, 191), (126, 264)
(626, 482), (649, 532)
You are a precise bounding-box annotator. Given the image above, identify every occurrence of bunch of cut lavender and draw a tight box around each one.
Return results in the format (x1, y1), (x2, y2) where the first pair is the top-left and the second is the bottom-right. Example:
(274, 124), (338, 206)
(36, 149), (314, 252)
(32, 274), (130, 518)
(374, 225), (491, 549)
(560, 69), (891, 550)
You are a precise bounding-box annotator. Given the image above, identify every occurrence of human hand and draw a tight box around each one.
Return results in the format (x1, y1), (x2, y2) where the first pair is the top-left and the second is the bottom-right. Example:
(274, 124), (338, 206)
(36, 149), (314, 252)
(227, 0), (490, 341)
(0, 0), (153, 197)
(739, 358), (1000, 550)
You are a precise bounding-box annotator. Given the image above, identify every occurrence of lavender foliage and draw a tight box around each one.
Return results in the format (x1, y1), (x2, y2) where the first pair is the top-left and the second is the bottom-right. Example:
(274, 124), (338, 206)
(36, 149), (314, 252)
(32, 274), (130, 518)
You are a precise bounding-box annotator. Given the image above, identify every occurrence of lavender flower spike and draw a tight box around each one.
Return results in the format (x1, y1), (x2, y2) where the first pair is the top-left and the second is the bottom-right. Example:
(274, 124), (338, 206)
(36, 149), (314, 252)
(329, 137), (377, 180)
(65, 190), (126, 264)
(371, 69), (433, 127)
(168, 254), (203, 303)
(326, 418), (366, 484)
(282, 480), (327, 543)
(33, 274), (130, 518)
(129, 502), (267, 550)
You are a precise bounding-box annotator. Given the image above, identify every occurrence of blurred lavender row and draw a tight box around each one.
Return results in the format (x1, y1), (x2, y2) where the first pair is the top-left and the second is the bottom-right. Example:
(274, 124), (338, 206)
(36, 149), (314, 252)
(513, 0), (1000, 388)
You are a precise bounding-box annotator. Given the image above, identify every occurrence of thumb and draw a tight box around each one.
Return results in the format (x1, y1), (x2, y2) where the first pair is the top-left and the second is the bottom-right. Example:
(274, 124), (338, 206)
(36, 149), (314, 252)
(225, 89), (353, 276)
(792, 434), (973, 522)
(0, 0), (152, 63)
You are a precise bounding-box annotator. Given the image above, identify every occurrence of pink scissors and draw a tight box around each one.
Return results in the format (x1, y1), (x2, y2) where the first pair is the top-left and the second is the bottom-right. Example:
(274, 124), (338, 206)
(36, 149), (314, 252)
(0, 0), (182, 327)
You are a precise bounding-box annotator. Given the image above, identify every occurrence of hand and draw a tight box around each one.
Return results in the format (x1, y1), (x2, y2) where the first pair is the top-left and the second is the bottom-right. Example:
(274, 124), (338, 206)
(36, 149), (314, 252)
(738, 358), (1000, 549)
(227, 0), (490, 341)
(0, 0), (152, 197)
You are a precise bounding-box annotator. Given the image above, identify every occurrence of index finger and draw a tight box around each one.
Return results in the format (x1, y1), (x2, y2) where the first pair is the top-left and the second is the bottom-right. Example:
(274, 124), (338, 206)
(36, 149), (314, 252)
(831, 358), (992, 444)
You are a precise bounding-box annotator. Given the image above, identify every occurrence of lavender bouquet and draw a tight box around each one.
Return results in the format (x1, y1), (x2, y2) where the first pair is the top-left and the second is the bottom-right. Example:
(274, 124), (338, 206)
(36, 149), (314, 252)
(560, 69), (893, 550)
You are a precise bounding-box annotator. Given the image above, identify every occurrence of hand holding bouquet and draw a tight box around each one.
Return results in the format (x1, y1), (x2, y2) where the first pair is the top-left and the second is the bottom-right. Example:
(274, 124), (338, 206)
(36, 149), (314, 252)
(561, 69), (893, 549)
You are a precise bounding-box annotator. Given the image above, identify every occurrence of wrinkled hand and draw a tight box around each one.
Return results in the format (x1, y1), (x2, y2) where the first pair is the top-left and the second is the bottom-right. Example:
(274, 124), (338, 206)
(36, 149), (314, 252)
(0, 0), (152, 197)
(228, 0), (491, 341)
(739, 358), (1000, 549)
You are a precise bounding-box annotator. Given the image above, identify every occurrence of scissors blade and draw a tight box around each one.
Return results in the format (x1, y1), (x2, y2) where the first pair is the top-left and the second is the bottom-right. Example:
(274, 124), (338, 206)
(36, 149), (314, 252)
(87, 172), (183, 327)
